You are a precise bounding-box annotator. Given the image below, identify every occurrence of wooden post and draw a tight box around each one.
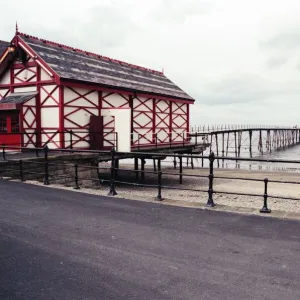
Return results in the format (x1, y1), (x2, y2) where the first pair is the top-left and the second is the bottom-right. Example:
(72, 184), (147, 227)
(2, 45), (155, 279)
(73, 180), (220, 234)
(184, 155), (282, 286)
(249, 130), (252, 158)
(222, 132), (225, 167)
(215, 134), (219, 168)
(226, 132), (229, 156)
(234, 131), (237, 158)
(237, 131), (242, 157)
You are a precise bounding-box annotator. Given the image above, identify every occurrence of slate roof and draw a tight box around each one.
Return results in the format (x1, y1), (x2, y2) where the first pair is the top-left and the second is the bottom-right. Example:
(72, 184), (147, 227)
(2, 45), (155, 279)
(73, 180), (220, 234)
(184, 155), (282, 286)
(18, 33), (194, 101)
(0, 92), (37, 104)
(0, 40), (9, 56)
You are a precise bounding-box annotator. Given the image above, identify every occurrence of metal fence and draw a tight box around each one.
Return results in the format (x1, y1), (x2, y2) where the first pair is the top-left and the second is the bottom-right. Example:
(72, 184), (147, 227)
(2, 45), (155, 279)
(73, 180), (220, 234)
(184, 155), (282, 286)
(190, 124), (299, 133)
(1, 146), (300, 214)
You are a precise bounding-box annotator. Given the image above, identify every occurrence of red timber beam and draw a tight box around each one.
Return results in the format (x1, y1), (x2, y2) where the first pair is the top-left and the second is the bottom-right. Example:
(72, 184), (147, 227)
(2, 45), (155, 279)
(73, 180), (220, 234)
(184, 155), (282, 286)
(59, 85), (65, 148)
(35, 65), (42, 147)
(60, 79), (194, 105)
(187, 104), (190, 134)
(152, 98), (156, 144)
(169, 101), (173, 142)
(129, 95), (134, 145)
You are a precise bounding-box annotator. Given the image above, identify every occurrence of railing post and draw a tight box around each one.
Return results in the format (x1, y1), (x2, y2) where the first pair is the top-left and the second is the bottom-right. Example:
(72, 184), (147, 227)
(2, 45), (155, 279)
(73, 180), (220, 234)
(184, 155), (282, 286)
(206, 152), (216, 207)
(155, 133), (158, 148)
(108, 148), (117, 196)
(70, 130), (73, 150)
(156, 167), (162, 201)
(34, 130), (39, 157)
(260, 178), (271, 213)
(179, 156), (183, 184)
(115, 132), (118, 151)
(74, 164), (80, 190)
(2, 144), (6, 161)
(19, 159), (24, 182)
(43, 145), (50, 185)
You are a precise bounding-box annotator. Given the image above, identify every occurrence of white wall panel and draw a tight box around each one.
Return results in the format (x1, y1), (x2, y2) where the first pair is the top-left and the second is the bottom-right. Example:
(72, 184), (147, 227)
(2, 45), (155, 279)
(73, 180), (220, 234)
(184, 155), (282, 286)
(41, 107), (59, 127)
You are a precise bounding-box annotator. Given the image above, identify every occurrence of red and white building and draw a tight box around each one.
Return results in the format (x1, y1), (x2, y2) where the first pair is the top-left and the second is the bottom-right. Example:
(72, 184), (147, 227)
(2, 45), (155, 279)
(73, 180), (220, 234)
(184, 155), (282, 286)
(0, 31), (194, 151)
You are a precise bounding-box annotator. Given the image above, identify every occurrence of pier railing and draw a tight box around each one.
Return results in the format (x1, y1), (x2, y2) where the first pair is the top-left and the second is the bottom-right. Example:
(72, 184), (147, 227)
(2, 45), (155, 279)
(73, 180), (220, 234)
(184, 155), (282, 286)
(190, 124), (299, 133)
(0, 146), (300, 214)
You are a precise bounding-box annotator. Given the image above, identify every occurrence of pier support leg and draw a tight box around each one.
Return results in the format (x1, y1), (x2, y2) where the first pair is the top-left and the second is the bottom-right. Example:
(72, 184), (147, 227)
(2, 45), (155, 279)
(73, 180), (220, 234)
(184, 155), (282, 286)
(115, 159), (119, 179)
(153, 159), (157, 172)
(141, 158), (145, 182)
(134, 157), (139, 181)
(249, 130), (252, 158)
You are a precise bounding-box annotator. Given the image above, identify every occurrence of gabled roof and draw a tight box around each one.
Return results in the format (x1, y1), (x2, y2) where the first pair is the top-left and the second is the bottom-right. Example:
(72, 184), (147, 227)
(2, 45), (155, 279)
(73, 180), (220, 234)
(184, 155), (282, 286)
(0, 92), (37, 104)
(0, 92), (37, 110)
(17, 32), (194, 101)
(0, 40), (9, 56)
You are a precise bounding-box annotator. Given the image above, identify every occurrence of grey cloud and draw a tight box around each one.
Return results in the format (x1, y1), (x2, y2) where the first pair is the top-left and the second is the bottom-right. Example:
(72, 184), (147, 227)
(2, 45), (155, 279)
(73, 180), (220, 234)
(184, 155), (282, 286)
(266, 57), (289, 69)
(261, 32), (300, 49)
(191, 74), (300, 106)
(199, 74), (273, 105)
(150, 0), (214, 24)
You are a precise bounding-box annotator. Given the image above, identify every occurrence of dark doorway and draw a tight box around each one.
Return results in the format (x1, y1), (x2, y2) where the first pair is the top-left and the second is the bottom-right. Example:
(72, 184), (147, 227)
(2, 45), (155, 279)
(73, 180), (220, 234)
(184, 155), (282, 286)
(89, 115), (104, 150)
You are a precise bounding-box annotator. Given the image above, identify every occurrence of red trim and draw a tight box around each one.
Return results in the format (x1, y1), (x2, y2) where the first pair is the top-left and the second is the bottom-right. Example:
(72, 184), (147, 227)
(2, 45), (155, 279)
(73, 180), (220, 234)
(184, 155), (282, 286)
(152, 98), (156, 143)
(59, 85), (64, 148)
(187, 104), (190, 133)
(13, 61), (36, 68)
(61, 79), (194, 103)
(0, 103), (19, 110)
(35, 66), (41, 147)
(98, 91), (102, 116)
(169, 102), (172, 143)
(40, 85), (59, 106)
(19, 106), (24, 147)
(0, 80), (55, 88)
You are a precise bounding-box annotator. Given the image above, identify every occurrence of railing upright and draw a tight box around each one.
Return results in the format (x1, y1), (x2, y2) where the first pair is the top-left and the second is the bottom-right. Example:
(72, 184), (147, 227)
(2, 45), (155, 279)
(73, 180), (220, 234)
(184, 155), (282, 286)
(156, 158), (162, 201)
(70, 130), (73, 150)
(260, 178), (271, 213)
(43, 145), (50, 185)
(108, 148), (117, 196)
(206, 152), (216, 207)
(2, 144), (6, 161)
(74, 164), (80, 190)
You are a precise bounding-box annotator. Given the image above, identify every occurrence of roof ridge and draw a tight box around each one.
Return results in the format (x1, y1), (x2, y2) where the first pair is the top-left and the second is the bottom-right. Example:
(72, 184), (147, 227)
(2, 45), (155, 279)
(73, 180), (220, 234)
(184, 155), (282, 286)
(17, 32), (164, 76)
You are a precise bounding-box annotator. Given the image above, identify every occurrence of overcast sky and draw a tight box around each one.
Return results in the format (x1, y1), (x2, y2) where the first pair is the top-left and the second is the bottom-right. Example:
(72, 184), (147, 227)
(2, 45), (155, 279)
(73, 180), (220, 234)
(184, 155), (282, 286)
(1, 0), (300, 126)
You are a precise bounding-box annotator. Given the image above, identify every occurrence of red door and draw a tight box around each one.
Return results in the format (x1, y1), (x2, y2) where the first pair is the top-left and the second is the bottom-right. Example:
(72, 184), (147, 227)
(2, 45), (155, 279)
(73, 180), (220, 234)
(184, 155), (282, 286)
(0, 111), (21, 148)
(89, 115), (104, 150)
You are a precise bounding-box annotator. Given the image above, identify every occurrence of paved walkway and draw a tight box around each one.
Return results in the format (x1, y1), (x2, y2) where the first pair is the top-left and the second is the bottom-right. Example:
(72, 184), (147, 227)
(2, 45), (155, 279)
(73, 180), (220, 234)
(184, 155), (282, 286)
(0, 181), (299, 300)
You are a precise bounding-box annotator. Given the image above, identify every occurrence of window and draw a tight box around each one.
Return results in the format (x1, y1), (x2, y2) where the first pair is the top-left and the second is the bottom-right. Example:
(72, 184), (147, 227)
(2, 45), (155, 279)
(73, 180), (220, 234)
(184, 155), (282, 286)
(11, 114), (20, 133)
(0, 115), (7, 133)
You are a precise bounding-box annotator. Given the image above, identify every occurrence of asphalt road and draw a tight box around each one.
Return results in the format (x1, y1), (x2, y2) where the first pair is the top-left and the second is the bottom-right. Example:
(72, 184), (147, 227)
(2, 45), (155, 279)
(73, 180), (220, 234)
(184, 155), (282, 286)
(0, 181), (299, 300)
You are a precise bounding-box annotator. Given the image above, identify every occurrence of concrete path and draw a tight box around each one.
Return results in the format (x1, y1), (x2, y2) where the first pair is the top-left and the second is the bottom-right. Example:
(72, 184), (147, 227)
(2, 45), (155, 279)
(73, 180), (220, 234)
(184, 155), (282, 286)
(0, 180), (299, 300)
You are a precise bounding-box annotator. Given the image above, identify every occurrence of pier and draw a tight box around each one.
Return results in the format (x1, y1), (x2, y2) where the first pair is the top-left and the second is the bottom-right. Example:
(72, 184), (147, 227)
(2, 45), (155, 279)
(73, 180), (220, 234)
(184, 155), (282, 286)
(190, 125), (300, 158)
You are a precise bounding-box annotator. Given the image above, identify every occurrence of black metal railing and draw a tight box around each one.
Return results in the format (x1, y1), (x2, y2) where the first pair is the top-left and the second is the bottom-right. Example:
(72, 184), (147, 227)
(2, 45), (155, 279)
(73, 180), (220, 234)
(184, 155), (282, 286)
(190, 124), (299, 133)
(131, 131), (206, 150)
(0, 130), (118, 151)
(1, 146), (300, 214)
